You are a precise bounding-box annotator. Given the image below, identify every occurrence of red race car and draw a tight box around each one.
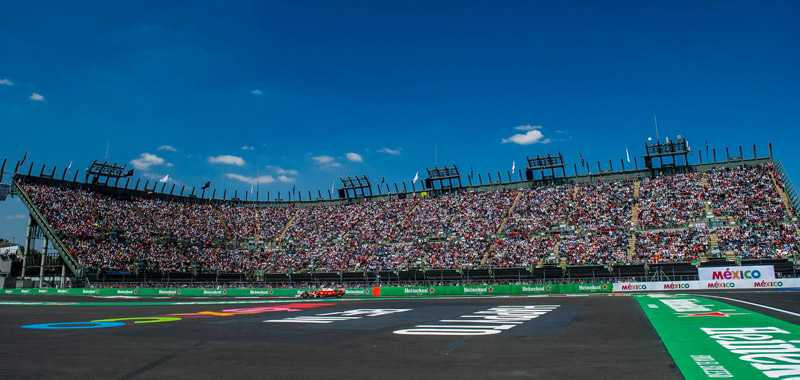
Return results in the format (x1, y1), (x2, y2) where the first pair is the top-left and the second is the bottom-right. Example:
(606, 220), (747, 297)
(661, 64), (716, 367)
(298, 288), (345, 298)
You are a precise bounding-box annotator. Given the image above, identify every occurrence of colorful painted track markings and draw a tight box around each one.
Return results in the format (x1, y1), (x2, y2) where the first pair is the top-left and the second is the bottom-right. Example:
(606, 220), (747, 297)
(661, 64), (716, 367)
(636, 294), (800, 380)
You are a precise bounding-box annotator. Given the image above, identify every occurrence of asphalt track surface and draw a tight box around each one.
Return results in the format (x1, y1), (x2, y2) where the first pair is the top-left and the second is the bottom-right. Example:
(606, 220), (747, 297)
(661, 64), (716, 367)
(0, 291), (797, 380)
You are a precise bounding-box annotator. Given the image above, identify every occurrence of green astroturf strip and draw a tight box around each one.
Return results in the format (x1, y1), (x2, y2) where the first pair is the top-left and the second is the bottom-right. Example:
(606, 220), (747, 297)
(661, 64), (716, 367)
(635, 294), (800, 380)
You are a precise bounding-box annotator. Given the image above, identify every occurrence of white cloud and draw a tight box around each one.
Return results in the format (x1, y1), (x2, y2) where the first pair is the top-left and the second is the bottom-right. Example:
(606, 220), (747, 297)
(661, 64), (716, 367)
(5, 214), (27, 220)
(311, 155), (340, 167)
(142, 172), (170, 181)
(240, 145), (255, 150)
(158, 145), (177, 152)
(166, 162), (174, 167)
(267, 165), (299, 175)
(346, 152), (363, 162)
(29, 93), (45, 101)
(130, 153), (165, 170)
(225, 173), (275, 185)
(0, 79), (13, 86)
(251, 89), (263, 95)
(514, 125), (542, 131)
(278, 175), (294, 183)
(208, 155), (246, 166)
(378, 147), (402, 156)
(502, 130), (551, 145)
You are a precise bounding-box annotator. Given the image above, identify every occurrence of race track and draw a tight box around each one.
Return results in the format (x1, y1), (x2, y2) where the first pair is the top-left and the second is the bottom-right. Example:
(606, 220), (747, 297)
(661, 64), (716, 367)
(0, 291), (798, 379)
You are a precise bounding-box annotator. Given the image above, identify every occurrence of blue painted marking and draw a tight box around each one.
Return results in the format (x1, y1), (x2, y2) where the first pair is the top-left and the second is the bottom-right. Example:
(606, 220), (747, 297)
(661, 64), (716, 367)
(21, 321), (125, 330)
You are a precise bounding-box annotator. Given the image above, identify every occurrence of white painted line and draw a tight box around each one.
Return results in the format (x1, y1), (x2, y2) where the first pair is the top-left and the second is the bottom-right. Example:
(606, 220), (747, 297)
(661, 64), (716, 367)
(647, 304), (658, 309)
(701, 295), (800, 318)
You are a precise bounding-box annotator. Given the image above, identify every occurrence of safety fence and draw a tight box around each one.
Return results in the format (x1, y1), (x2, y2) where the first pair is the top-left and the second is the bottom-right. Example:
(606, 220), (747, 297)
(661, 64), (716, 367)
(3, 279), (798, 297)
(1, 284), (612, 297)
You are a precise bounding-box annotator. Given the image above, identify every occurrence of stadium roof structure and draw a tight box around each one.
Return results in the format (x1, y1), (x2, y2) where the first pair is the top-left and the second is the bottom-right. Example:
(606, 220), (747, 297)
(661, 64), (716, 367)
(643, 137), (691, 169)
(525, 153), (566, 181)
(85, 160), (132, 186)
(1, 141), (790, 209)
(339, 175), (372, 199)
(425, 165), (462, 190)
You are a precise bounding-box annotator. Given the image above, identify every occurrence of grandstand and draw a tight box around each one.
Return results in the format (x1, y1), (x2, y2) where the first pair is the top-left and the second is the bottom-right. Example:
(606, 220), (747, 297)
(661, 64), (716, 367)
(0, 140), (798, 288)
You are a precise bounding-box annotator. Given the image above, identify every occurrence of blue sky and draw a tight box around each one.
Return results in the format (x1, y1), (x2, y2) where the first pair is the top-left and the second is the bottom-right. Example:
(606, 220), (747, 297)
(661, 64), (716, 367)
(1, 0), (799, 242)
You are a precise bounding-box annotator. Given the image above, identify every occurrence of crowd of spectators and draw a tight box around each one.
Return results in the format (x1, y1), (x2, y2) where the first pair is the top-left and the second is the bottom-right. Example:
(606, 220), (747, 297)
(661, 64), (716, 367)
(558, 231), (629, 265)
(632, 229), (709, 263)
(503, 185), (573, 236)
(707, 163), (787, 223)
(717, 224), (799, 259)
(18, 161), (799, 274)
(569, 180), (634, 230)
(485, 236), (558, 267)
(637, 173), (706, 229)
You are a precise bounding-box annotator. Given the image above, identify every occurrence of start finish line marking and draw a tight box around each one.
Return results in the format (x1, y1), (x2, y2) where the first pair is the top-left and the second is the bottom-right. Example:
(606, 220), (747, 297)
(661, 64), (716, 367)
(393, 305), (559, 336)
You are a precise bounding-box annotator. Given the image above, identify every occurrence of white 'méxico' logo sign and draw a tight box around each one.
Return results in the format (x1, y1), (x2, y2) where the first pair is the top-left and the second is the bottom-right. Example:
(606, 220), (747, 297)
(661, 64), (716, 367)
(698, 265), (775, 281)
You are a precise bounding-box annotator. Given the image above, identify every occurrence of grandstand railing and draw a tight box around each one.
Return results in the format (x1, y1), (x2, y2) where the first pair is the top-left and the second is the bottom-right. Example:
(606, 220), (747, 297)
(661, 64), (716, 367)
(776, 160), (800, 215)
(11, 177), (84, 278)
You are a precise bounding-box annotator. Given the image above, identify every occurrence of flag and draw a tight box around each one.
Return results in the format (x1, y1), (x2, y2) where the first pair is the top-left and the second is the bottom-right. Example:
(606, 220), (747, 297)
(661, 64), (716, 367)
(20, 151), (27, 165)
(124, 169), (134, 177)
(331, 181), (335, 194)
(511, 161), (515, 173)
(292, 185), (296, 194)
(412, 172), (418, 184)
(66, 160), (73, 175)
(379, 176), (385, 186)
(158, 174), (169, 183)
(250, 184), (254, 194)
(580, 154), (585, 166)
(201, 181), (211, 189)
(626, 148), (630, 163)
(705, 139), (709, 155)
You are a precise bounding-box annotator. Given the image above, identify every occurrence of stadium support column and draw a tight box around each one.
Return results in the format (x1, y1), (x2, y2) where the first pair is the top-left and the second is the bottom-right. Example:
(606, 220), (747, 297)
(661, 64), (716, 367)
(39, 236), (47, 288)
(22, 216), (34, 278)
(60, 264), (66, 288)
